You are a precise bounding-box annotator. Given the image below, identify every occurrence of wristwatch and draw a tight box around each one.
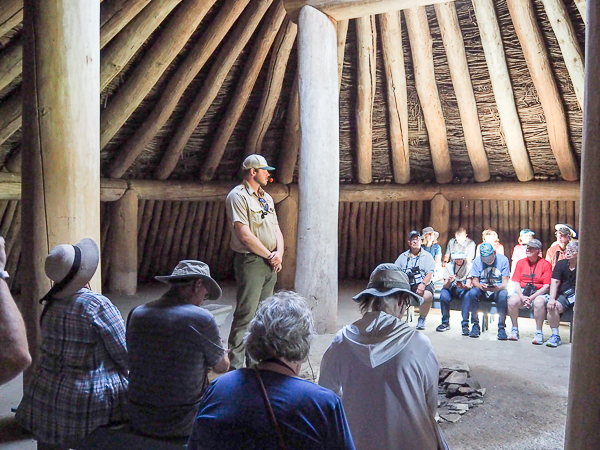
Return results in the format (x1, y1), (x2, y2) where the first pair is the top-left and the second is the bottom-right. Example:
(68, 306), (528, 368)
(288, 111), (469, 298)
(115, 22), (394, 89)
(0, 270), (9, 280)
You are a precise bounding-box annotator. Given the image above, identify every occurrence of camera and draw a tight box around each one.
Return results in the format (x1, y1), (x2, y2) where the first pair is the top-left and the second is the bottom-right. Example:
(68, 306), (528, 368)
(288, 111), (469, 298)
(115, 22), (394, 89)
(522, 283), (537, 297)
(405, 267), (424, 287)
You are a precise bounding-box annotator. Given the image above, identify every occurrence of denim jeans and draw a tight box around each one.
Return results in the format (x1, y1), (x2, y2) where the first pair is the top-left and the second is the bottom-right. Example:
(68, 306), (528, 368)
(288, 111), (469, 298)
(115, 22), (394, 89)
(439, 285), (471, 326)
(467, 287), (508, 328)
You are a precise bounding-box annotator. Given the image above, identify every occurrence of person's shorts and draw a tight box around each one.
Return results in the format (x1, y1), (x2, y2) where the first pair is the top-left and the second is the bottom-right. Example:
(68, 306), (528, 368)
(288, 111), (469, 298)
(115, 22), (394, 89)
(411, 283), (435, 295)
(543, 294), (574, 313)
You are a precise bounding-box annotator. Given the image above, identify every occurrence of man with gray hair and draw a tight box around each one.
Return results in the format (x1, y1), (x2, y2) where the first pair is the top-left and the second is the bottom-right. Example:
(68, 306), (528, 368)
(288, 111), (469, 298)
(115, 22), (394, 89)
(226, 154), (284, 369)
(319, 264), (448, 450)
(127, 261), (229, 438)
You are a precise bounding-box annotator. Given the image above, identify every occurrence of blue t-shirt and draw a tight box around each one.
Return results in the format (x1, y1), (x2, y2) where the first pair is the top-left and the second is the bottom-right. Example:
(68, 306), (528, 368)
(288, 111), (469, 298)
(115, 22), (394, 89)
(471, 254), (510, 286)
(188, 369), (356, 450)
(422, 243), (442, 259)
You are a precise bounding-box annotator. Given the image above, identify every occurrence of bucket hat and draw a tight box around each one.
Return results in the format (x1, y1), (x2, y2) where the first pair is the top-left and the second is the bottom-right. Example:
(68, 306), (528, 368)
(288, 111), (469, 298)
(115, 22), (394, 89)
(44, 238), (99, 299)
(155, 260), (222, 300)
(353, 263), (423, 306)
(421, 227), (439, 240)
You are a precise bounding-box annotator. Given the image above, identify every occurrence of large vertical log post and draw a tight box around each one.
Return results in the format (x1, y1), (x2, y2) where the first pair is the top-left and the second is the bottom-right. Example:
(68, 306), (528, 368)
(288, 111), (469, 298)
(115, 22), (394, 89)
(275, 186), (298, 290)
(295, 5), (338, 333)
(107, 190), (138, 295)
(21, 0), (101, 364)
(430, 193), (450, 251)
(565, 0), (600, 446)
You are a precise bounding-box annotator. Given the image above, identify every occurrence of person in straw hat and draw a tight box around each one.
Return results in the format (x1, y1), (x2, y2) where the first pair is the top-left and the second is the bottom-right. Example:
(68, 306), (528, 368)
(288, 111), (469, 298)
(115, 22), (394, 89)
(545, 224), (577, 269)
(16, 238), (128, 449)
(319, 264), (448, 450)
(127, 260), (230, 438)
(421, 226), (443, 279)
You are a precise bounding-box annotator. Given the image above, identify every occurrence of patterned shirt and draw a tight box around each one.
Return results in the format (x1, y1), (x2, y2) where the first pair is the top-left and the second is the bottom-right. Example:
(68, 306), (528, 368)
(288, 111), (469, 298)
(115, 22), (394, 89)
(16, 289), (128, 445)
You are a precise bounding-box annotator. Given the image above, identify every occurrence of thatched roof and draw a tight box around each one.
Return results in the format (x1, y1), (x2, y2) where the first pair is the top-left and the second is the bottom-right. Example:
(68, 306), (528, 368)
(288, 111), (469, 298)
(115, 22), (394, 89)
(0, 0), (585, 184)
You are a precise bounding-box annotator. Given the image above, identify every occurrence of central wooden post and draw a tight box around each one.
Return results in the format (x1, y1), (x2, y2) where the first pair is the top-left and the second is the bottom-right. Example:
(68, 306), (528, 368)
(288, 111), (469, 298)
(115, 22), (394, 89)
(295, 5), (339, 333)
(565, 0), (600, 447)
(21, 0), (101, 364)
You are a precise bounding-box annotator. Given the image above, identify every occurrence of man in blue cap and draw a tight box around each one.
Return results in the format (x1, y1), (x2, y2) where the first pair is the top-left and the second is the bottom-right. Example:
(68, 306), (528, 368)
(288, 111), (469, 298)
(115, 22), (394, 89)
(465, 242), (510, 339)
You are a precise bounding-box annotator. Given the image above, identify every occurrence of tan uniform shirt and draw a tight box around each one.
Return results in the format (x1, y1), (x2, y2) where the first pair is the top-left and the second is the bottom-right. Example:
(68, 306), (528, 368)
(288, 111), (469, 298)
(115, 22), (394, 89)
(226, 180), (278, 254)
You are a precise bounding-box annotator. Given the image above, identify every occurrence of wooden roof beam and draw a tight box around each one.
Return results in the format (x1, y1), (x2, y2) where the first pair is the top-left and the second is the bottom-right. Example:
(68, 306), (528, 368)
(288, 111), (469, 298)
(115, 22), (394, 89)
(199, 5), (287, 182)
(435, 2), (489, 182)
(574, 0), (586, 23)
(154, 0), (276, 180)
(100, 0), (152, 48)
(356, 15), (376, 184)
(0, 39), (21, 92)
(100, 0), (215, 149)
(0, 90), (21, 146)
(278, 70), (300, 184)
(379, 12), (409, 184)
(404, 6), (453, 184)
(246, 18), (297, 155)
(108, 0), (252, 178)
(541, 0), (584, 109)
(337, 19), (348, 88)
(100, 0), (185, 91)
(283, 0), (451, 22)
(507, 0), (578, 181)
(472, 0), (533, 181)
(0, 0), (22, 38)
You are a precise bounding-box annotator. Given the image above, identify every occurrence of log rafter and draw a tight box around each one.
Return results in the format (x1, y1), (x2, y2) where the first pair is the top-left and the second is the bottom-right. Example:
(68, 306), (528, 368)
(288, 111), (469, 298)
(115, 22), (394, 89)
(379, 11), (409, 184)
(245, 17), (297, 156)
(507, 0), (578, 181)
(435, 2), (489, 182)
(199, 5), (287, 182)
(100, 0), (152, 48)
(100, 0), (215, 149)
(278, 70), (299, 185)
(0, 40), (21, 93)
(108, 0), (253, 178)
(0, 0), (22, 38)
(472, 0), (533, 181)
(153, 0), (276, 180)
(355, 15), (377, 184)
(404, 6), (453, 184)
(0, 89), (21, 146)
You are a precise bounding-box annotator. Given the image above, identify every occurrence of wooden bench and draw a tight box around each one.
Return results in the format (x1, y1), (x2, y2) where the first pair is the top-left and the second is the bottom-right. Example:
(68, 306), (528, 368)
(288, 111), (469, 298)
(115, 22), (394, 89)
(76, 424), (188, 450)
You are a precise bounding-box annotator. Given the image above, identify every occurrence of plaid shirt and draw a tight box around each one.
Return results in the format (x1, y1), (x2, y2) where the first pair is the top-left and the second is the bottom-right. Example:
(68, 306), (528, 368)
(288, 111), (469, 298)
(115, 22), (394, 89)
(16, 289), (128, 445)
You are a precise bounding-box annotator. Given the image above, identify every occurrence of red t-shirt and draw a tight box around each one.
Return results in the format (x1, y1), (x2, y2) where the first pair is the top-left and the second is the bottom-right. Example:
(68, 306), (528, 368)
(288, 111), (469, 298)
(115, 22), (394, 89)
(511, 257), (552, 289)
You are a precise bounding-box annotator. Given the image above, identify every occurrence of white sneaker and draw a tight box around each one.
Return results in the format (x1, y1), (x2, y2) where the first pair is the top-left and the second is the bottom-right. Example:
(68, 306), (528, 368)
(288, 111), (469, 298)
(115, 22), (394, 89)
(532, 331), (544, 345)
(509, 328), (519, 341)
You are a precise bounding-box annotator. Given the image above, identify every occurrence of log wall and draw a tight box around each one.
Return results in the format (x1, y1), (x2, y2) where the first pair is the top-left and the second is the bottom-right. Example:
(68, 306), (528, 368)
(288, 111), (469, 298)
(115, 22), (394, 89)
(0, 197), (581, 292)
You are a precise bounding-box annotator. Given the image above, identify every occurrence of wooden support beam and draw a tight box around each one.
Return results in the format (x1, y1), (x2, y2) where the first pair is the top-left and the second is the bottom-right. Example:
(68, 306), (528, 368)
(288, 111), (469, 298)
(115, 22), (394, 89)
(472, 0), (533, 182)
(278, 70), (300, 185)
(0, 0), (22, 38)
(541, 0), (585, 109)
(404, 7), (453, 184)
(100, 0), (214, 148)
(574, 0), (586, 23)
(100, 0), (184, 90)
(430, 193), (450, 250)
(355, 15), (376, 184)
(199, 4), (286, 182)
(245, 18), (297, 155)
(337, 19), (348, 88)
(100, 0), (152, 49)
(154, 0), (274, 180)
(507, 0), (578, 181)
(275, 185), (298, 289)
(435, 2), (489, 182)
(107, 189), (138, 294)
(107, 0), (251, 178)
(283, 0), (451, 22)
(0, 89), (21, 146)
(0, 40), (21, 92)
(379, 12), (409, 184)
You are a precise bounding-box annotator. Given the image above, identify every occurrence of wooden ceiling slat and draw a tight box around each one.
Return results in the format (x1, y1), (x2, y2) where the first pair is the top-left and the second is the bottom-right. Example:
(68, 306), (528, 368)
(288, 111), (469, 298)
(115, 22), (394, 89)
(100, 0), (152, 49)
(0, 40), (21, 92)
(108, 0), (252, 179)
(435, 2), (489, 182)
(404, 6), (452, 184)
(472, 0), (533, 181)
(355, 15), (377, 184)
(541, 0), (585, 109)
(0, 0), (21, 38)
(100, 0), (184, 90)
(574, 0), (586, 22)
(200, 3), (287, 181)
(507, 0), (578, 181)
(100, 0), (215, 148)
(0, 89), (20, 146)
(337, 19), (349, 88)
(154, 0), (276, 180)
(379, 11), (409, 184)
(246, 17), (297, 155)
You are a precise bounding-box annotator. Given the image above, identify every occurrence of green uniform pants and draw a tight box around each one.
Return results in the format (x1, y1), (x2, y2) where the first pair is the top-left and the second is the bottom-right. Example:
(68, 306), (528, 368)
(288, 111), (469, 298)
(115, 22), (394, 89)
(228, 253), (277, 369)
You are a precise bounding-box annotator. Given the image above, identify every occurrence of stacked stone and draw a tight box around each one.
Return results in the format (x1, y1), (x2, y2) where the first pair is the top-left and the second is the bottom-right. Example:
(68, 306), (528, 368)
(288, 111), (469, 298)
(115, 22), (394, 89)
(436, 362), (486, 423)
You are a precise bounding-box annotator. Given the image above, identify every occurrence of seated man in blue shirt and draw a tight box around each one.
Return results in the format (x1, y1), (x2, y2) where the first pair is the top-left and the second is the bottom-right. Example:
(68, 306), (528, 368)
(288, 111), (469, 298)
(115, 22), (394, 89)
(395, 230), (436, 330)
(437, 252), (472, 333)
(465, 243), (510, 339)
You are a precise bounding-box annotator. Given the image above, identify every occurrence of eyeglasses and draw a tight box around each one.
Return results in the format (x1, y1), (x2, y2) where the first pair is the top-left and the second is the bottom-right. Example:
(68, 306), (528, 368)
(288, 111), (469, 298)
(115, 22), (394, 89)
(258, 197), (269, 219)
(565, 248), (577, 254)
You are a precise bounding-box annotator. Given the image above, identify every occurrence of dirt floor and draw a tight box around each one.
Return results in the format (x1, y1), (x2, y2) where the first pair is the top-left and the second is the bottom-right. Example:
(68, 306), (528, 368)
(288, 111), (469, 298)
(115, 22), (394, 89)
(0, 280), (571, 449)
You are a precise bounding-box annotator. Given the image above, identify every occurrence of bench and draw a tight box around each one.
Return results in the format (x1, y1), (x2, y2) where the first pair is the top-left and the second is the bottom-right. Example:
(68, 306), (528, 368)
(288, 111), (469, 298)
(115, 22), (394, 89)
(76, 424), (188, 450)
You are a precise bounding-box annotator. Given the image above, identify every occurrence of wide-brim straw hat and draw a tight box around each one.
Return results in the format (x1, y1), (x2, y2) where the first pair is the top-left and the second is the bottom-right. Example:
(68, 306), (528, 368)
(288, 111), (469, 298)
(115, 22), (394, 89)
(421, 226), (439, 240)
(555, 224), (577, 238)
(44, 238), (99, 298)
(353, 263), (423, 306)
(155, 260), (222, 300)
